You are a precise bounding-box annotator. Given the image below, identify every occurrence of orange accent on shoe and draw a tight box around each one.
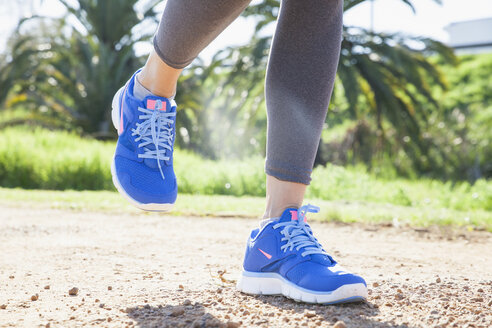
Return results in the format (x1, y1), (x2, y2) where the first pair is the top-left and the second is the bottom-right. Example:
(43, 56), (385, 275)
(119, 84), (129, 135)
(258, 248), (272, 260)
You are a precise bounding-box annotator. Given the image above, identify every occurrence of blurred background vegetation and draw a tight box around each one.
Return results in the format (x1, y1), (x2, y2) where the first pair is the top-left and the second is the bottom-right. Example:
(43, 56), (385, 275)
(0, 0), (490, 227)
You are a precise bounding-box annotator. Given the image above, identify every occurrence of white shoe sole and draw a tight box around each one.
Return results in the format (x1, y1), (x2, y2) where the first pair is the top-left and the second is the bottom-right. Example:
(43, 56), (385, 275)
(111, 85), (174, 212)
(236, 271), (367, 304)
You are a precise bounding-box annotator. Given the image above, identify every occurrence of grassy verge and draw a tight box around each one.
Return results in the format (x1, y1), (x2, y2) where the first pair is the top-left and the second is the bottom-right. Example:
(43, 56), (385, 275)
(1, 188), (490, 231)
(1, 127), (491, 212)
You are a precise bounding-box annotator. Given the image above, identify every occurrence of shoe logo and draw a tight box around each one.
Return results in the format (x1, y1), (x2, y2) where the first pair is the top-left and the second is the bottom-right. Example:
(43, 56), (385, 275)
(258, 248), (272, 259)
(290, 210), (307, 222)
(147, 99), (167, 111)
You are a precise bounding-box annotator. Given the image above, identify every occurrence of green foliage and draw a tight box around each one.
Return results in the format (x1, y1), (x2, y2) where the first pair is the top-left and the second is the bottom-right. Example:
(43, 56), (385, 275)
(0, 127), (113, 190)
(437, 54), (492, 178)
(0, 127), (490, 214)
(1, 0), (160, 136)
(0, 0), (490, 182)
(321, 53), (492, 181)
(1, 188), (490, 231)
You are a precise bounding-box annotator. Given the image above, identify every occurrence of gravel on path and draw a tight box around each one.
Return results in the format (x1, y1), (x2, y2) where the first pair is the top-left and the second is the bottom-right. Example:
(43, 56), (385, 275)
(0, 205), (491, 328)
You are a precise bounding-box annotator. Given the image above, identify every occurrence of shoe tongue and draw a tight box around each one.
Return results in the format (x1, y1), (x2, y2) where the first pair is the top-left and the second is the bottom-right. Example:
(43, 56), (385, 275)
(140, 96), (176, 169)
(278, 208), (335, 265)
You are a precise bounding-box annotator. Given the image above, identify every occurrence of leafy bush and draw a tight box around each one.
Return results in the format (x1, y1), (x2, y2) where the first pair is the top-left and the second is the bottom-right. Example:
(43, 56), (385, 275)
(0, 127), (113, 190)
(0, 127), (490, 212)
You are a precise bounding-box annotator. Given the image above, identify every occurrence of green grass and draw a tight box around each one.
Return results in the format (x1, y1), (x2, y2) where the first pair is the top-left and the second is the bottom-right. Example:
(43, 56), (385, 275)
(1, 188), (490, 231)
(0, 126), (491, 230)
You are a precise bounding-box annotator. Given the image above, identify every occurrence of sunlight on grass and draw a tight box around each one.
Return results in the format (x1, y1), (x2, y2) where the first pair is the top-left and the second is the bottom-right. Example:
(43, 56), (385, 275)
(1, 188), (490, 231)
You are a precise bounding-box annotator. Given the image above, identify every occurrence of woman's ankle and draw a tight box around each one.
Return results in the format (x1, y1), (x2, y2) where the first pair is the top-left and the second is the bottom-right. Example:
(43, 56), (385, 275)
(263, 175), (306, 219)
(138, 50), (183, 98)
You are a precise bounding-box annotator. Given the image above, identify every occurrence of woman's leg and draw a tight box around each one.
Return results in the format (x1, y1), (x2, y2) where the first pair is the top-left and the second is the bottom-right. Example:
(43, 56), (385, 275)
(138, 0), (252, 98)
(264, 0), (344, 218)
(113, 0), (251, 210)
(239, 3), (366, 304)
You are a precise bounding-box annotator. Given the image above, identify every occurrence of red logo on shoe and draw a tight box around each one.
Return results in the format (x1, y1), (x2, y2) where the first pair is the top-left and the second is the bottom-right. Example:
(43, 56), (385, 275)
(147, 99), (167, 111)
(147, 99), (156, 109)
(258, 248), (272, 259)
(290, 210), (307, 222)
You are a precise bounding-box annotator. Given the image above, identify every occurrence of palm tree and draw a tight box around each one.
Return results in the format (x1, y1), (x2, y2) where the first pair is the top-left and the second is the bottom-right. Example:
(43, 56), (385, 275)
(2, 0), (160, 136)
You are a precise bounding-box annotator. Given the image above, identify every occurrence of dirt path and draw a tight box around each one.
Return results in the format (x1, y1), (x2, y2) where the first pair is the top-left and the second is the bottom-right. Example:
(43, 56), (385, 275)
(0, 205), (491, 328)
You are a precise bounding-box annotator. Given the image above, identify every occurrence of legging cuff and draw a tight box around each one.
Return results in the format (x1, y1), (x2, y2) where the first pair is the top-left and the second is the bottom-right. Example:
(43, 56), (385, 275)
(153, 36), (194, 69)
(265, 160), (312, 185)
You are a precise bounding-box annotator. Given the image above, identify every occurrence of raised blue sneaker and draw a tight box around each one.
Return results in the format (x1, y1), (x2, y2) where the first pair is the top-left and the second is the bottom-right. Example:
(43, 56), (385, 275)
(237, 204), (367, 304)
(111, 70), (177, 211)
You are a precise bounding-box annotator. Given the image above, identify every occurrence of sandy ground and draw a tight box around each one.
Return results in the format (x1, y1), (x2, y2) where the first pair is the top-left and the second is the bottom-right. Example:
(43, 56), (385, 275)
(0, 205), (491, 328)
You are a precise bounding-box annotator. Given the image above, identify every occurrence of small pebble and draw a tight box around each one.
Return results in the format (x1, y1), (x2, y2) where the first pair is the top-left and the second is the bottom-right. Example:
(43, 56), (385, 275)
(183, 299), (192, 306)
(0, 304), (7, 309)
(170, 306), (185, 316)
(68, 287), (79, 296)
(31, 294), (39, 301)
(304, 310), (316, 318)
(108, 286), (112, 291)
(333, 321), (347, 328)
(44, 285), (50, 290)
(226, 322), (240, 328)
(436, 277), (441, 283)
(372, 282), (379, 287)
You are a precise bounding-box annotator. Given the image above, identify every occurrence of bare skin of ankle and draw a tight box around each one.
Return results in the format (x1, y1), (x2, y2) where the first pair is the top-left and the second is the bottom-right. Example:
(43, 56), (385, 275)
(263, 175), (307, 219)
(138, 50), (183, 98)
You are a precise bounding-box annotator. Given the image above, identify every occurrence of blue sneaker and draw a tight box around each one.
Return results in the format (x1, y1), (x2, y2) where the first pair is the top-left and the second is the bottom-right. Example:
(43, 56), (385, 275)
(237, 204), (367, 304)
(111, 70), (177, 211)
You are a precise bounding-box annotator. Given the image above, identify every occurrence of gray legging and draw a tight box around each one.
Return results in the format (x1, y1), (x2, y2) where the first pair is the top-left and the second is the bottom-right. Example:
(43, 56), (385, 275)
(154, 0), (343, 185)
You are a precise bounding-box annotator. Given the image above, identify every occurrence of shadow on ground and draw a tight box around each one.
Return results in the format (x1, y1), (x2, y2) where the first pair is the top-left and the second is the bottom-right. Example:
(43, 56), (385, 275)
(127, 303), (227, 328)
(253, 294), (410, 328)
(126, 289), (410, 328)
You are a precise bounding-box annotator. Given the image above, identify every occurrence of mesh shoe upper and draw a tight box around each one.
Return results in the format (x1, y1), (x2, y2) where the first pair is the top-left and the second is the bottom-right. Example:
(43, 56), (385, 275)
(242, 205), (366, 292)
(113, 70), (177, 205)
